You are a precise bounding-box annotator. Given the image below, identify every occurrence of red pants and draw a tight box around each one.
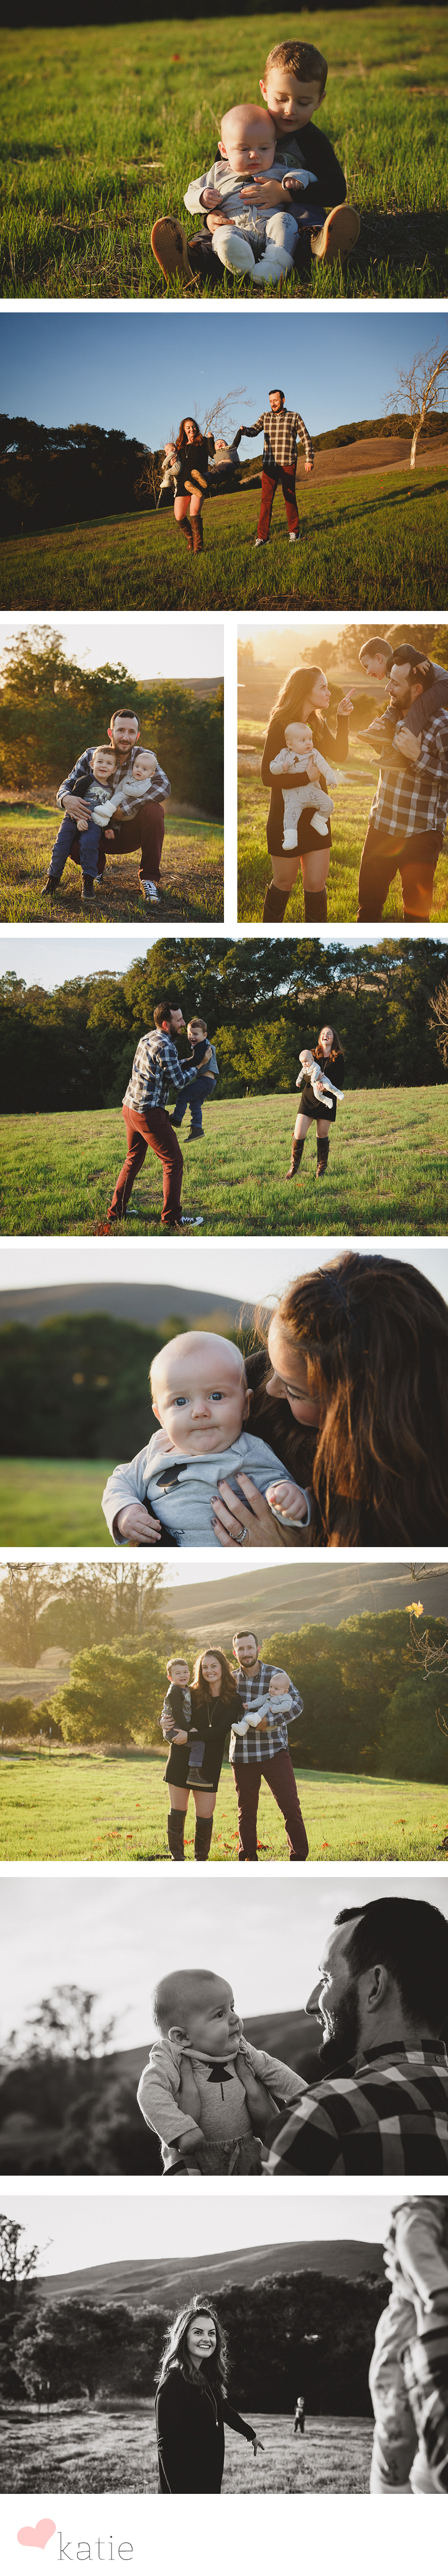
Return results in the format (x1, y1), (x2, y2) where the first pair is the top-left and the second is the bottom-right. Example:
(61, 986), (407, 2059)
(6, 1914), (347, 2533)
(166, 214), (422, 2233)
(232, 1751), (309, 1861)
(357, 821), (442, 921)
(96, 801), (165, 882)
(258, 464), (300, 542)
(107, 1105), (183, 1226)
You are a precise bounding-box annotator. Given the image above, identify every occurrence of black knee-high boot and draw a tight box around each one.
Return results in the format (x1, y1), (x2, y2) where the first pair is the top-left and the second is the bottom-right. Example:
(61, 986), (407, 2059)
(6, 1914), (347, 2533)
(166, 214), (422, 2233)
(167, 1810), (186, 1861)
(194, 1815), (213, 1862)
(303, 888), (327, 920)
(316, 1137), (330, 1178)
(286, 1133), (305, 1180)
(262, 881), (289, 922)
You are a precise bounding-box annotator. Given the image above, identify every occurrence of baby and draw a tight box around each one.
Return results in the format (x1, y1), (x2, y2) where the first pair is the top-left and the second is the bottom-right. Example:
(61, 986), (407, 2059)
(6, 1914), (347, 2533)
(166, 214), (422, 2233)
(270, 722), (337, 849)
(137, 1968), (306, 2174)
(101, 1331), (311, 1548)
(298, 1048), (345, 1108)
(184, 101), (315, 284)
(161, 1655), (206, 1780)
(156, 441), (179, 508)
(231, 1667), (293, 1738)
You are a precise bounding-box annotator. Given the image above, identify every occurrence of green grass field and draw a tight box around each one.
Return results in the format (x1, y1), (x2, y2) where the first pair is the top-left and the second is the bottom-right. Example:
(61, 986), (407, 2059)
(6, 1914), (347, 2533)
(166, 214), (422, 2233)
(2, 1088), (448, 1236)
(238, 740), (448, 923)
(1, 1748), (447, 1862)
(0, 1459), (115, 1545)
(2, 469), (447, 614)
(1, 11), (447, 302)
(0, 809), (223, 924)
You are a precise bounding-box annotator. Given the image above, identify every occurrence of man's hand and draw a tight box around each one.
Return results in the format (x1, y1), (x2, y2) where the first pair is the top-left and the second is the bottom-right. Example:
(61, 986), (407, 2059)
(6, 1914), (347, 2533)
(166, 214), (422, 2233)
(61, 792), (92, 824)
(239, 179), (285, 207)
(115, 1504), (162, 1544)
(202, 187), (224, 210)
(235, 2050), (273, 2133)
(305, 460), (314, 475)
(394, 725), (421, 764)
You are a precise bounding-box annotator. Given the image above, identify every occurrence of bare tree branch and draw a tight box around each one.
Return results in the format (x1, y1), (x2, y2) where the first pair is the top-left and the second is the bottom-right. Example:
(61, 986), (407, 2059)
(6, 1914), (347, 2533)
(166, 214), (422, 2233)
(386, 340), (448, 468)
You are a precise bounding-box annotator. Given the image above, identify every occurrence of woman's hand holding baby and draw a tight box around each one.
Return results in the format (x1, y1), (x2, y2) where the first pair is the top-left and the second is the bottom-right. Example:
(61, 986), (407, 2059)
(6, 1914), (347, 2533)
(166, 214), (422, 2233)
(212, 1472), (293, 1549)
(266, 1478), (310, 1524)
(115, 1504), (162, 1544)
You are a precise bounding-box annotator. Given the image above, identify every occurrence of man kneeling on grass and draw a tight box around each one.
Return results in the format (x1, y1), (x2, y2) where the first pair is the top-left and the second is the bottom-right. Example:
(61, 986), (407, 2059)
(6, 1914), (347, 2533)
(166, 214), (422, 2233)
(43, 703), (170, 908)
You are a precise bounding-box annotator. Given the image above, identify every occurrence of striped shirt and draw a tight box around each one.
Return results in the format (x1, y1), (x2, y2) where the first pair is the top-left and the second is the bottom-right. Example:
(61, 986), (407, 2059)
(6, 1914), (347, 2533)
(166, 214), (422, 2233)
(230, 1661), (303, 1764)
(123, 1027), (184, 1115)
(240, 407), (314, 472)
(265, 2040), (448, 2174)
(369, 711), (448, 841)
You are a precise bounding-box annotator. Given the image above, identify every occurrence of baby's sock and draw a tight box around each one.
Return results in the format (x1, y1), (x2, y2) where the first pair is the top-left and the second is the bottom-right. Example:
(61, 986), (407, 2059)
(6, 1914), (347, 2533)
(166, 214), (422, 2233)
(311, 811), (329, 836)
(255, 247), (294, 282)
(214, 228), (255, 275)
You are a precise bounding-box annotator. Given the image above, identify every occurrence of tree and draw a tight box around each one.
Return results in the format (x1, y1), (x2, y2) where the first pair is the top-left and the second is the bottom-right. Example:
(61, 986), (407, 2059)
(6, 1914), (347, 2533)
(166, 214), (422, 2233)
(47, 1643), (169, 1744)
(386, 341), (448, 468)
(4, 1985), (117, 2065)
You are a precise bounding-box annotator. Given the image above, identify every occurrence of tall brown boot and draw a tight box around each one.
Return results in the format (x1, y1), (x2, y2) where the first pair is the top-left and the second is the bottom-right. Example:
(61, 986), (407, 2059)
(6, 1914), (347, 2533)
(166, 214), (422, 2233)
(181, 520), (193, 553)
(191, 516), (204, 556)
(286, 1133), (305, 1180)
(167, 1810), (186, 1861)
(316, 1138), (330, 1178)
(194, 1815), (213, 1861)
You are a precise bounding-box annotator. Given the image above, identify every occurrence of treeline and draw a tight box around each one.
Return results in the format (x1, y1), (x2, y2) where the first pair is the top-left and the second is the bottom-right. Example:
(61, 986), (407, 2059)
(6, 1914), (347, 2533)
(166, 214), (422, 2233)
(0, 1307), (229, 1463)
(0, 1560), (167, 1667)
(1, 2269), (384, 2416)
(0, 631), (223, 811)
(264, 1610), (448, 1784)
(1, 935), (446, 1113)
(313, 412), (447, 452)
(0, 416), (163, 538)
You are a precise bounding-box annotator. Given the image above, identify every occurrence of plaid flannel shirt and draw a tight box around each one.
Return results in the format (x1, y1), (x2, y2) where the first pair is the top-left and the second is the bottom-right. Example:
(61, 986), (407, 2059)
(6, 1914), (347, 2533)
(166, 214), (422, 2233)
(369, 710), (448, 841)
(231, 1661), (303, 1764)
(240, 408), (314, 472)
(266, 2040), (448, 2174)
(57, 745), (170, 811)
(123, 1028), (185, 1114)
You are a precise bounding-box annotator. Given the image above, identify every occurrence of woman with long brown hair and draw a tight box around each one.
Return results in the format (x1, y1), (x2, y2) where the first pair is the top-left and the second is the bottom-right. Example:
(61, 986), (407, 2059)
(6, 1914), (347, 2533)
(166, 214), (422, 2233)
(260, 663), (353, 924)
(173, 415), (215, 557)
(163, 1646), (240, 1863)
(155, 2296), (261, 2493)
(286, 1018), (345, 1182)
(210, 1253), (448, 1550)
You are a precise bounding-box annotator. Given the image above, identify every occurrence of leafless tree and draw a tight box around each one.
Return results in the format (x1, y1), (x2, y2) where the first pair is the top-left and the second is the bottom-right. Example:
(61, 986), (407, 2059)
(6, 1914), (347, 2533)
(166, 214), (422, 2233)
(386, 340), (448, 468)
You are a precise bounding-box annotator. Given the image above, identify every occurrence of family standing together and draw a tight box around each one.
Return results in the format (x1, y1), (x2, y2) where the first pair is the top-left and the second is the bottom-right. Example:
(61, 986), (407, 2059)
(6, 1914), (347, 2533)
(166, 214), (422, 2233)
(259, 641), (448, 923)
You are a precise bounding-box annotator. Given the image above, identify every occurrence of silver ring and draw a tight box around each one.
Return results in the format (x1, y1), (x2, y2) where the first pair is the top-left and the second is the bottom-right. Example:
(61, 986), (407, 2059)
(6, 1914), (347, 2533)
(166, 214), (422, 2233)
(235, 1525), (249, 1545)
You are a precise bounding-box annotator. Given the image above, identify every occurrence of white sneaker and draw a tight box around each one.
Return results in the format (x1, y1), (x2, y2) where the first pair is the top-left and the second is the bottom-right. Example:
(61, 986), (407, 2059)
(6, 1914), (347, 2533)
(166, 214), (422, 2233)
(179, 1214), (204, 1229)
(289, 531), (300, 543)
(254, 536), (269, 548)
(141, 879), (161, 904)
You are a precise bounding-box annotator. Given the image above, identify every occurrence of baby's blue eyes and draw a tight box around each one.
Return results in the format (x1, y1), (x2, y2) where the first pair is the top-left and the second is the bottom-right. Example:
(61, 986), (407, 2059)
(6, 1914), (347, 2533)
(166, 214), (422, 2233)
(172, 1391), (223, 1406)
(174, 1397), (187, 1407)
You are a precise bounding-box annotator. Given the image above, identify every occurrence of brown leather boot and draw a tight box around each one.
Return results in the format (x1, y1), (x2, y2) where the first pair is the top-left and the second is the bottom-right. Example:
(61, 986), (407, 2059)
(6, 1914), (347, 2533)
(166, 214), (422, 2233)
(167, 1811), (186, 1861)
(286, 1134), (305, 1180)
(194, 1815), (213, 1861)
(181, 519), (193, 552)
(191, 516), (204, 556)
(316, 1138), (330, 1177)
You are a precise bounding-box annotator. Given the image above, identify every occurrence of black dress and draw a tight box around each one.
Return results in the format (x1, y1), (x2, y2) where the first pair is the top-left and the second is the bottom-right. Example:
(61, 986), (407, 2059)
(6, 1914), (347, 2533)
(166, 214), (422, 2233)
(155, 2364), (256, 2494)
(299, 1049), (345, 1127)
(163, 1690), (240, 1793)
(261, 708), (349, 858)
(174, 434), (214, 498)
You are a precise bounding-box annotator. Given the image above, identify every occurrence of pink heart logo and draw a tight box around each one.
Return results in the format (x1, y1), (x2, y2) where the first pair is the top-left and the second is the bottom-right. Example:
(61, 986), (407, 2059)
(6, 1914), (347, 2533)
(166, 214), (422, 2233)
(17, 2524), (56, 2553)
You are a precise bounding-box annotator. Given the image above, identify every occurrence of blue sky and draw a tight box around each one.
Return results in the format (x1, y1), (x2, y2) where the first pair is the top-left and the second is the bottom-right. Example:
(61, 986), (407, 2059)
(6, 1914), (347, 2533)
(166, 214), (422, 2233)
(1, 309), (434, 455)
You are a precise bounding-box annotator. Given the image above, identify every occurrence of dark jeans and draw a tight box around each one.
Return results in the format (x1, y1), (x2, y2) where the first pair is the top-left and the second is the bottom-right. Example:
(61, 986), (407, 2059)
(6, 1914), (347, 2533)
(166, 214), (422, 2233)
(357, 820), (442, 921)
(258, 463), (300, 541)
(171, 1075), (218, 1133)
(107, 1105), (183, 1226)
(232, 1751), (309, 1862)
(49, 800), (165, 884)
(50, 812), (101, 878)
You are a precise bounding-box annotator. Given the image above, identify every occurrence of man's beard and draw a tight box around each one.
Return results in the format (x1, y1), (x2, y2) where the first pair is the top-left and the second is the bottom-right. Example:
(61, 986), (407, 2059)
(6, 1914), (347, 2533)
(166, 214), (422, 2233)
(318, 1982), (361, 2074)
(390, 686), (412, 714)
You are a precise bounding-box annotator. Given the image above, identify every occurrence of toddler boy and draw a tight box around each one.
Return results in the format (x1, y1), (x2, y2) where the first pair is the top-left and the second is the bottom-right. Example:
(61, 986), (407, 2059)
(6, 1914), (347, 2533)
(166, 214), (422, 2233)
(137, 1967), (306, 2172)
(101, 1330), (311, 1548)
(161, 1655), (206, 1778)
(151, 39), (359, 291)
(171, 1015), (219, 1141)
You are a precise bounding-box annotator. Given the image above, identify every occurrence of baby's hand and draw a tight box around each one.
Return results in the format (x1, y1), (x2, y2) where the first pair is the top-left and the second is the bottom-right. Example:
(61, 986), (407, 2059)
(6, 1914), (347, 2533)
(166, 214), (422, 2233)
(105, 828), (115, 842)
(115, 1504), (162, 1544)
(235, 2051), (273, 2135)
(180, 2131), (209, 2171)
(202, 188), (223, 210)
(266, 1479), (309, 1524)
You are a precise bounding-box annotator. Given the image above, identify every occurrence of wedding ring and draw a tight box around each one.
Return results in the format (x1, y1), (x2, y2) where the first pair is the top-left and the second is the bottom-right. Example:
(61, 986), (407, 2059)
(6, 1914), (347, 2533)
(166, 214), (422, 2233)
(235, 1525), (249, 1545)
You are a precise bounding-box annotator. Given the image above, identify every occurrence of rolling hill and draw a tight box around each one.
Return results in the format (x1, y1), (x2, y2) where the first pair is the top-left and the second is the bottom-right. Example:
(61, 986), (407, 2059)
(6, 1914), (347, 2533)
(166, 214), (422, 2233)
(39, 2234), (386, 2311)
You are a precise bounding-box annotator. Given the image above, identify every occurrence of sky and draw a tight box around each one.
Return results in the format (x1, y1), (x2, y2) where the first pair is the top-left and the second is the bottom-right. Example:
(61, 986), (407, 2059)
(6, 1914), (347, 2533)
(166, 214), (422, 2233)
(0, 615), (223, 686)
(0, 926), (404, 993)
(1, 1238), (447, 1306)
(0, 2192), (397, 2279)
(2, 1872), (446, 2057)
(0, 308), (433, 460)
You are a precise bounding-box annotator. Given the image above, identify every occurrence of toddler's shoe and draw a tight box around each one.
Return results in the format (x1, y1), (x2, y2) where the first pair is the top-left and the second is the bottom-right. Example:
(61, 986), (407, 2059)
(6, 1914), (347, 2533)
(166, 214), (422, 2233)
(42, 871), (58, 896)
(311, 204), (361, 264)
(140, 878), (161, 904)
(254, 248), (293, 284)
(82, 875), (96, 903)
(186, 1128), (204, 1141)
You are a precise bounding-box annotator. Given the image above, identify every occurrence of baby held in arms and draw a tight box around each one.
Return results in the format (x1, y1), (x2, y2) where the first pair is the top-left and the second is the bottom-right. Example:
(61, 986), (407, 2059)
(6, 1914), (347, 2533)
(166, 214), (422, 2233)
(231, 1667), (293, 1737)
(137, 1968), (306, 2174)
(298, 1049), (345, 1106)
(101, 1332), (311, 1547)
(270, 722), (337, 848)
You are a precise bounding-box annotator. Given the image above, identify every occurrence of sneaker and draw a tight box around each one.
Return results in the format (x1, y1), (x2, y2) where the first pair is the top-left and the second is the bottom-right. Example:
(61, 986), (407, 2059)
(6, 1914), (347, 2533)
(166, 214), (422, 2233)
(151, 216), (199, 288)
(289, 531), (300, 544)
(254, 536), (269, 548)
(163, 1213), (204, 1231)
(140, 879), (161, 904)
(311, 204), (361, 265)
(82, 876), (95, 903)
(186, 1129), (204, 1142)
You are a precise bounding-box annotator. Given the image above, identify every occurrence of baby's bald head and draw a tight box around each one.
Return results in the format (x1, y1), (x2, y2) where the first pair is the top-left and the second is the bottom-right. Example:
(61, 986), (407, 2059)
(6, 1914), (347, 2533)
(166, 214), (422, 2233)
(220, 101), (276, 173)
(152, 1968), (240, 2058)
(150, 1332), (249, 1458)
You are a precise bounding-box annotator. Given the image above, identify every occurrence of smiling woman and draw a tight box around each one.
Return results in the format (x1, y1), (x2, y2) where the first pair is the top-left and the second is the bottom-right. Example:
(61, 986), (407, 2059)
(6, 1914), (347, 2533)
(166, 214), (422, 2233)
(155, 2297), (260, 2493)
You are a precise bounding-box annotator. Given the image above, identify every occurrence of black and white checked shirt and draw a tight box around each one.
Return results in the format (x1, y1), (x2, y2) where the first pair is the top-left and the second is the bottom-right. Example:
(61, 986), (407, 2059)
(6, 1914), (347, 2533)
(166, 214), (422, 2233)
(123, 1028), (184, 1115)
(369, 711), (448, 841)
(231, 1661), (303, 1764)
(240, 408), (314, 472)
(266, 2040), (448, 2174)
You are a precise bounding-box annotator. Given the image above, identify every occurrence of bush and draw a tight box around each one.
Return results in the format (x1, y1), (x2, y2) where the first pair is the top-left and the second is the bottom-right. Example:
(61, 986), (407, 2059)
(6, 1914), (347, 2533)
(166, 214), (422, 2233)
(49, 1643), (169, 1745)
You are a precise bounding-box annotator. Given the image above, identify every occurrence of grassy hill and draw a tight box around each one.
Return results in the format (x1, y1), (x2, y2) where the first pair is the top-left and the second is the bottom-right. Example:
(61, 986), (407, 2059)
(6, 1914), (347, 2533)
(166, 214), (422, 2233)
(39, 2235), (386, 2309)
(0, 809), (223, 925)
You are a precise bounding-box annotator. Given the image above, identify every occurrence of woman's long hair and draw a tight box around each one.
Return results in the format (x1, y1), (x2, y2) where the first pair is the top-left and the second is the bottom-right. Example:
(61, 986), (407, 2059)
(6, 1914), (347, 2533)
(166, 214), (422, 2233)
(261, 1252), (448, 1544)
(156, 2296), (228, 2396)
(269, 664), (328, 731)
(314, 1024), (342, 1064)
(191, 1647), (238, 1710)
(176, 417), (201, 455)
